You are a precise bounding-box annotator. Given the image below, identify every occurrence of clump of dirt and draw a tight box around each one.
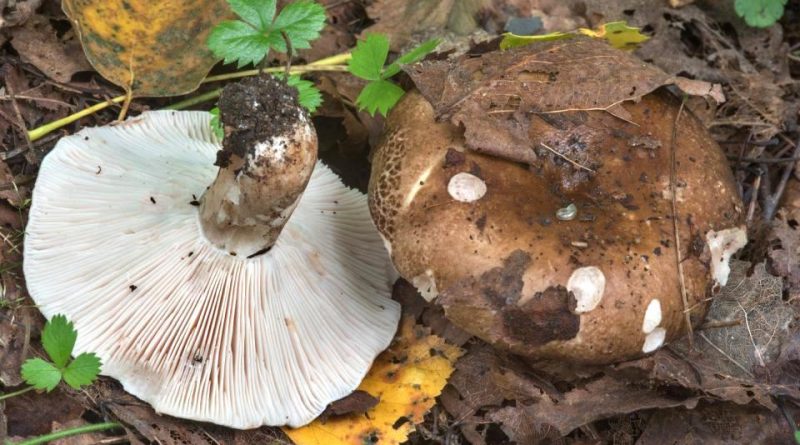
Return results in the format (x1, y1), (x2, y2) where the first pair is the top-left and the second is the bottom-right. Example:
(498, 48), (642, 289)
(215, 75), (305, 167)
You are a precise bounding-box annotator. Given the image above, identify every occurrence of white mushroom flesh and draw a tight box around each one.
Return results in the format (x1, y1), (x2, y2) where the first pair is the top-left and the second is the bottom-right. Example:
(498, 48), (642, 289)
(642, 327), (666, 353)
(411, 269), (439, 301)
(566, 266), (606, 313)
(447, 172), (487, 203)
(705, 226), (748, 287)
(642, 299), (662, 334)
(24, 111), (400, 429)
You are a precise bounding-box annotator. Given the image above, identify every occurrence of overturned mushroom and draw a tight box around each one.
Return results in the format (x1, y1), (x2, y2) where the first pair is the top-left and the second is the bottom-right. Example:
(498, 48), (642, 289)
(24, 76), (400, 428)
(369, 83), (745, 363)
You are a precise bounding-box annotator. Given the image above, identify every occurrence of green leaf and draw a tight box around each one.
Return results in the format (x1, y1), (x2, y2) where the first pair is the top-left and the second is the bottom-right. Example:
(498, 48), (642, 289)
(735, 0), (786, 28)
(209, 107), (224, 140)
(383, 38), (440, 78)
(207, 20), (271, 68)
(42, 314), (77, 368)
(228, 0), (276, 31)
(794, 430), (800, 445)
(356, 80), (405, 116)
(21, 358), (61, 391)
(286, 75), (322, 112)
(348, 34), (390, 81)
(63, 353), (102, 389)
(271, 0), (326, 51)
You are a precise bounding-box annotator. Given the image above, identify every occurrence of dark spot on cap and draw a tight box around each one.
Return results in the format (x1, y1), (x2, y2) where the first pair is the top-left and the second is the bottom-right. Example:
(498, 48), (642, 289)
(129, 285), (137, 291)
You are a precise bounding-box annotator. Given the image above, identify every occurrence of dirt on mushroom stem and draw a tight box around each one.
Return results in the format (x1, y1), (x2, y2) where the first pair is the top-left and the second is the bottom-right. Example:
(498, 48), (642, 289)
(199, 75), (318, 257)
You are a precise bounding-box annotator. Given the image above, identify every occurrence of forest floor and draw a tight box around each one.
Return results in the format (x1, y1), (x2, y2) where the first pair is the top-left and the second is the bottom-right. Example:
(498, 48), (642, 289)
(1, 0), (800, 444)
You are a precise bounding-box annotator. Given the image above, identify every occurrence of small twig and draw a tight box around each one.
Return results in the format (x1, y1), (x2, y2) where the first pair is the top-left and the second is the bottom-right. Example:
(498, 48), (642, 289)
(699, 319), (742, 330)
(539, 142), (596, 173)
(281, 30), (293, 77)
(0, 95), (74, 108)
(670, 97), (694, 347)
(761, 134), (800, 221)
(4, 79), (35, 157)
(727, 155), (800, 164)
(746, 174), (761, 225)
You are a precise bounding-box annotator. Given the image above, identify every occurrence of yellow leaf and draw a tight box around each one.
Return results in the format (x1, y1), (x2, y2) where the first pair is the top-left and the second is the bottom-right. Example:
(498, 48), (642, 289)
(284, 317), (463, 445)
(499, 31), (574, 50)
(62, 0), (232, 97)
(578, 21), (650, 50)
(500, 21), (649, 51)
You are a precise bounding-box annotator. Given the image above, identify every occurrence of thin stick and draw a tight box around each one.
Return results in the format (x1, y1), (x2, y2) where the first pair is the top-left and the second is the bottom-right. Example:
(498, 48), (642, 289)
(5, 81), (34, 157)
(28, 95), (127, 142)
(746, 174), (761, 224)
(281, 30), (293, 77)
(539, 142), (596, 173)
(699, 332), (754, 377)
(670, 97), (694, 347)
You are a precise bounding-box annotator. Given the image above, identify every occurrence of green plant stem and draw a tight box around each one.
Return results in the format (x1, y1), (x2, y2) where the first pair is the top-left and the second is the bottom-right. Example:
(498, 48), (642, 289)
(8, 422), (122, 445)
(27, 52), (353, 142)
(167, 88), (223, 110)
(0, 385), (34, 401)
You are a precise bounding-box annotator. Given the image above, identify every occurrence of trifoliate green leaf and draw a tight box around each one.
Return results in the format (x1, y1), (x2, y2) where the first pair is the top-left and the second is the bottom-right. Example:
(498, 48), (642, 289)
(286, 75), (323, 112)
(271, 0), (326, 51)
(383, 38), (440, 78)
(735, 0), (786, 28)
(42, 314), (77, 368)
(228, 0), (276, 30)
(348, 34), (390, 81)
(21, 358), (61, 391)
(63, 353), (102, 389)
(357, 80), (405, 116)
(208, 21), (273, 68)
(209, 107), (224, 140)
(209, 0), (326, 67)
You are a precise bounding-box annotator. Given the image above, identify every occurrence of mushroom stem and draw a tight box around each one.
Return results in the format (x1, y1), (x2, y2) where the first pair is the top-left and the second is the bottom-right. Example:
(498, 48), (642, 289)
(199, 76), (317, 256)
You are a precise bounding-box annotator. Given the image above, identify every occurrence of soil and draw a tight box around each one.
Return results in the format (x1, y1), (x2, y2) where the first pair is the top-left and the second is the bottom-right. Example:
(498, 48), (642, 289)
(215, 75), (304, 168)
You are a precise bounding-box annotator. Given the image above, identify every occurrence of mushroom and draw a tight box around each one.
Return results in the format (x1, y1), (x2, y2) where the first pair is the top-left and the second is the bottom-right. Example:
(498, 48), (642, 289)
(369, 89), (745, 364)
(24, 76), (400, 428)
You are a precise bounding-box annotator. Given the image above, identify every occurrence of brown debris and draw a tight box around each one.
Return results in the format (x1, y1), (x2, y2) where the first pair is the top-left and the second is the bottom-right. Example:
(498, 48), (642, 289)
(9, 16), (92, 83)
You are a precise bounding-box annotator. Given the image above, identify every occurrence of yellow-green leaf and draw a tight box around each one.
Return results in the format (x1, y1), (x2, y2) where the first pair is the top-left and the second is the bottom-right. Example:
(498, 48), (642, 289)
(284, 317), (463, 445)
(62, 0), (233, 97)
(499, 31), (573, 50)
(578, 21), (650, 50)
(501, 21), (649, 51)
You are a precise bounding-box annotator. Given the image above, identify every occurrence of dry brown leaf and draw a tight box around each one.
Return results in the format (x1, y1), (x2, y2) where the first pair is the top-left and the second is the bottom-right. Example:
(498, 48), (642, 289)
(0, 0), (42, 28)
(490, 376), (699, 437)
(4, 385), (85, 437)
(768, 209), (800, 298)
(62, 0), (232, 96)
(637, 403), (792, 445)
(405, 37), (671, 161)
(10, 15), (92, 83)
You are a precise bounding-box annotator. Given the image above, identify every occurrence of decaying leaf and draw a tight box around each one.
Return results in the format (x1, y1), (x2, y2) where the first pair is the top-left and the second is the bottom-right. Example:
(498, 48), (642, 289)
(405, 37), (672, 163)
(284, 316), (463, 445)
(768, 209), (800, 298)
(636, 403), (792, 445)
(672, 260), (793, 378)
(62, 0), (232, 96)
(10, 15), (92, 83)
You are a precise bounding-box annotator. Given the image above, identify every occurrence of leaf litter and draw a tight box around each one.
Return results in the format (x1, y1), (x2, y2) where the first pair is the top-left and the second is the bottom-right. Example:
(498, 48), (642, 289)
(2, 0), (800, 443)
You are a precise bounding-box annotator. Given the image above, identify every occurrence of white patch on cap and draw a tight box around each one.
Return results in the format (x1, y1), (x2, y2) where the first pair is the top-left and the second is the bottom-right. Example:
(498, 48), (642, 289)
(642, 299), (662, 334)
(642, 327), (666, 353)
(447, 173), (487, 203)
(566, 266), (606, 313)
(412, 269), (438, 301)
(705, 226), (748, 287)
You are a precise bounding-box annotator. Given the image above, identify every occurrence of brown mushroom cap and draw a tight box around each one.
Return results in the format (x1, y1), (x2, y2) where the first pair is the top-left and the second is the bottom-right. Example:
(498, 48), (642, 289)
(369, 90), (745, 364)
